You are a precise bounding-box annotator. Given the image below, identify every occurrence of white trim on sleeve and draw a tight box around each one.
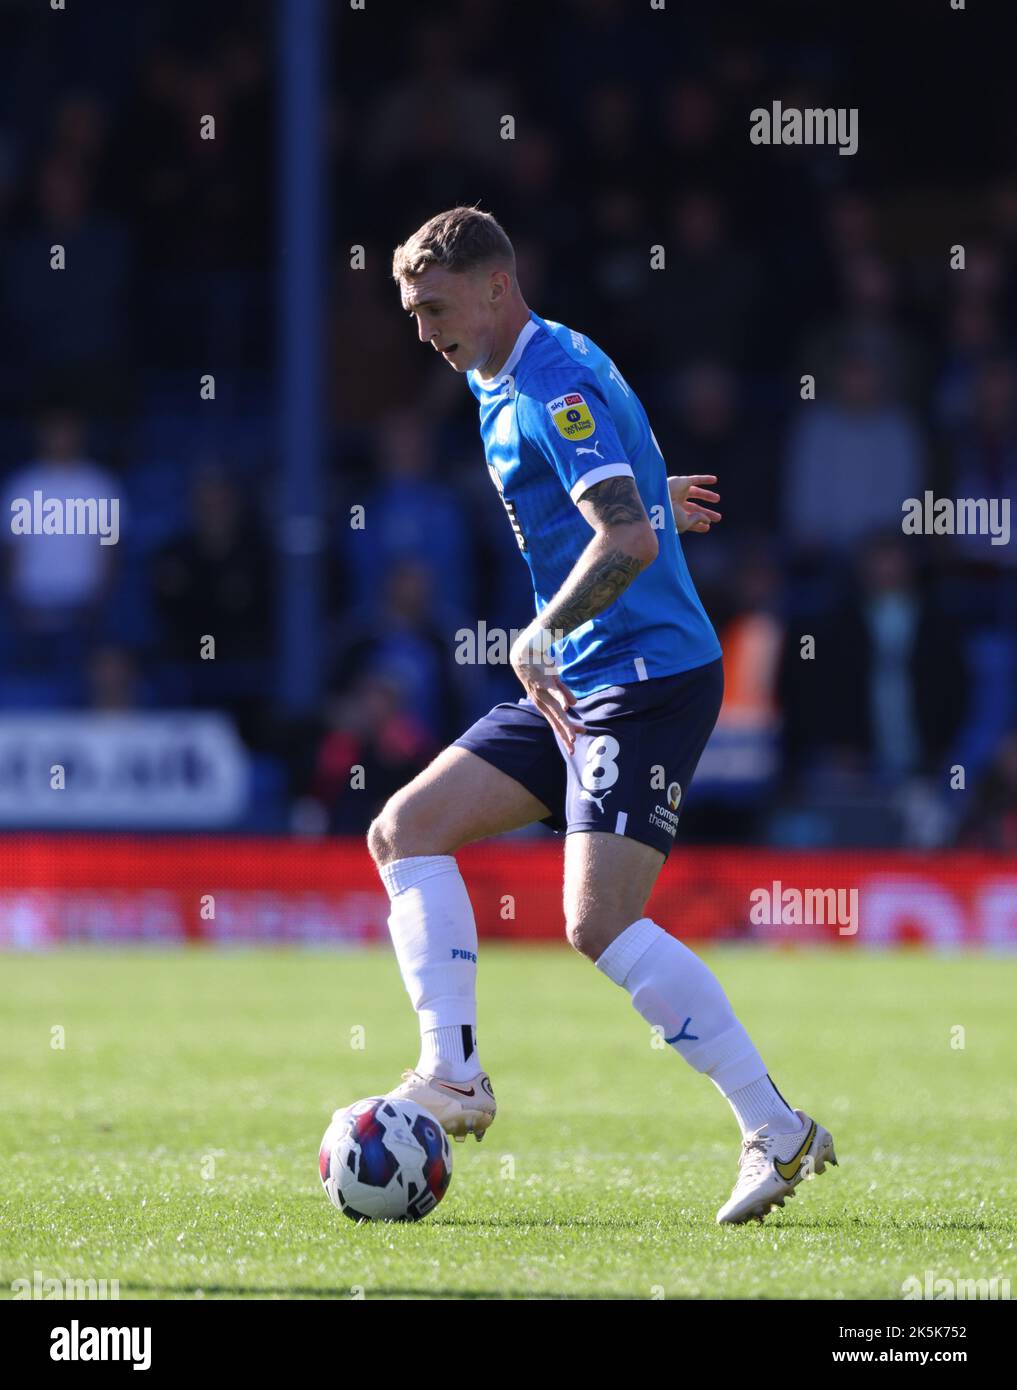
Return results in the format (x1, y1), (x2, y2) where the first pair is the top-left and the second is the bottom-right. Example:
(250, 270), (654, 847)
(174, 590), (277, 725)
(569, 462), (635, 502)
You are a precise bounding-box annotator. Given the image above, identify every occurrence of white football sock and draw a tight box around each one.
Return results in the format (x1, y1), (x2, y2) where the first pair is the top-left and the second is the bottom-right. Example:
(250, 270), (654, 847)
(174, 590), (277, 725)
(725, 1074), (801, 1139)
(595, 918), (797, 1133)
(418, 1022), (477, 1078)
(379, 854), (480, 1082)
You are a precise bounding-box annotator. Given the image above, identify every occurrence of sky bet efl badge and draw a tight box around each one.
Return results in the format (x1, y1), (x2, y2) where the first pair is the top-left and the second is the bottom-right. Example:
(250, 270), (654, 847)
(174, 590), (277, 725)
(547, 391), (595, 441)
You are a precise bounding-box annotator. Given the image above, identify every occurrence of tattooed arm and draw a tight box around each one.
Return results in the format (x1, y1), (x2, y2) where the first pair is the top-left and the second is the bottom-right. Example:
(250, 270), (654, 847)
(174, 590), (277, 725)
(508, 474), (658, 751)
(537, 474), (657, 634)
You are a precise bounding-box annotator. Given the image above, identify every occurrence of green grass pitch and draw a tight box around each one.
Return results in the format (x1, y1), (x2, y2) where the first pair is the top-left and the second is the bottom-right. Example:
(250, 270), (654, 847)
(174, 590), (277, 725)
(2, 946), (1015, 1300)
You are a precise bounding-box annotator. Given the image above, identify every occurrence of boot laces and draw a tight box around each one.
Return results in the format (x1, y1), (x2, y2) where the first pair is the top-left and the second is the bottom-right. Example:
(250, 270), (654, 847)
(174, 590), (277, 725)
(737, 1129), (776, 1185)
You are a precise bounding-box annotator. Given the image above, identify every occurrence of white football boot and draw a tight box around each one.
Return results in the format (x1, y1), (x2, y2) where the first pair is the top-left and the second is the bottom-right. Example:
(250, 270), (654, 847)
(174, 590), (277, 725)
(716, 1108), (837, 1224)
(385, 1069), (496, 1143)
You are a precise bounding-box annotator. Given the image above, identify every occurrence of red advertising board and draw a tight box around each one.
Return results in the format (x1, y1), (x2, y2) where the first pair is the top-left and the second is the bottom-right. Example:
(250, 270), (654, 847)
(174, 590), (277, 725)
(0, 836), (1014, 948)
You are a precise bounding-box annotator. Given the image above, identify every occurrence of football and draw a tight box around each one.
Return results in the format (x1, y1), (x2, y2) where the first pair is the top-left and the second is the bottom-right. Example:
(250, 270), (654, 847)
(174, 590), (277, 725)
(318, 1096), (453, 1222)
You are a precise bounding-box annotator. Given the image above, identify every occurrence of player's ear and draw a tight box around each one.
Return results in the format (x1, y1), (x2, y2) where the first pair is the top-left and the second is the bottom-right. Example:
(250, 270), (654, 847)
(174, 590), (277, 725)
(488, 267), (510, 306)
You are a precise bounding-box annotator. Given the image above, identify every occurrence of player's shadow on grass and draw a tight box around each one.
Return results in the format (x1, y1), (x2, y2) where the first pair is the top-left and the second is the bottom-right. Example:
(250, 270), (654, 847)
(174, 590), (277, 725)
(765, 1214), (1001, 1232)
(433, 1214), (670, 1229)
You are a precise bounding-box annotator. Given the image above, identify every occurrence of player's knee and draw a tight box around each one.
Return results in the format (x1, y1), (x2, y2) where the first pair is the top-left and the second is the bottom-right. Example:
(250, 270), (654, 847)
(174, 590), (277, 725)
(366, 812), (393, 867)
(565, 913), (617, 962)
(368, 792), (450, 865)
(367, 801), (413, 866)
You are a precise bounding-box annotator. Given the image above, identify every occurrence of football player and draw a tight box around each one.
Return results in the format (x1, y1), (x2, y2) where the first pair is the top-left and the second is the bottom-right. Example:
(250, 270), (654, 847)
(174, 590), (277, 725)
(368, 207), (836, 1223)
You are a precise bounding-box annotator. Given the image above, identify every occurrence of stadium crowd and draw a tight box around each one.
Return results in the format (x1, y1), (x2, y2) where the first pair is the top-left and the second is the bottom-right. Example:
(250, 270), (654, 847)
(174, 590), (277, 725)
(1, 0), (1015, 848)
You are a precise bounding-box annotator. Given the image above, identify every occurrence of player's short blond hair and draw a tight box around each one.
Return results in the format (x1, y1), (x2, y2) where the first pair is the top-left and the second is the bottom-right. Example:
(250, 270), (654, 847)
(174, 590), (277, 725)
(392, 206), (515, 282)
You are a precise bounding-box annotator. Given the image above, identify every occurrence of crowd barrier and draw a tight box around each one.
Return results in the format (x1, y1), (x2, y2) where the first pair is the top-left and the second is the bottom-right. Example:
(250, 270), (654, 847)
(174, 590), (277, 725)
(1, 836), (1014, 948)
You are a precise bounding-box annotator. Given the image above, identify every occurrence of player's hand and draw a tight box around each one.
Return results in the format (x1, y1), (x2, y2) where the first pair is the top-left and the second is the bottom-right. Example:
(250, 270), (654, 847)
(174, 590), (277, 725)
(509, 631), (588, 755)
(667, 474), (721, 534)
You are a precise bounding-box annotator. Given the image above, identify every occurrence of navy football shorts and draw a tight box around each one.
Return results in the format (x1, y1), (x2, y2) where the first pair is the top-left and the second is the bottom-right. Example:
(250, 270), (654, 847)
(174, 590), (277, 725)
(452, 657), (723, 859)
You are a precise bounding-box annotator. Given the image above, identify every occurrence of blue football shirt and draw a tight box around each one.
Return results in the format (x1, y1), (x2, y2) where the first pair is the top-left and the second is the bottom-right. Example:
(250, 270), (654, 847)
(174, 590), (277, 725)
(465, 311), (721, 696)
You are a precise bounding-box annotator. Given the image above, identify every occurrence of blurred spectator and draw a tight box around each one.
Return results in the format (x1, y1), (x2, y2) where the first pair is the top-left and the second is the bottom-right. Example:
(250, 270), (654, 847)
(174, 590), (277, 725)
(785, 351), (925, 553)
(781, 534), (966, 780)
(935, 295), (1008, 430)
(51, 94), (109, 180)
(363, 18), (507, 190)
(957, 730), (1017, 851)
(111, 39), (270, 366)
(654, 190), (757, 369)
(940, 358), (1017, 731)
(309, 669), (437, 834)
(955, 239), (1009, 303)
(988, 177), (1017, 252)
(347, 410), (472, 617)
(581, 83), (647, 189)
(151, 465), (271, 661)
(2, 157), (129, 409)
(799, 253), (925, 407)
(690, 546), (784, 840)
(1, 411), (118, 655)
(661, 79), (745, 194)
(328, 557), (470, 747)
(116, 47), (268, 272)
(950, 355), (1017, 569)
(663, 361), (776, 535)
(717, 549), (785, 732)
(86, 644), (143, 711)
(328, 251), (421, 433)
(582, 186), (652, 368)
(825, 191), (880, 262)
(504, 131), (579, 264)
(988, 178), (1017, 324)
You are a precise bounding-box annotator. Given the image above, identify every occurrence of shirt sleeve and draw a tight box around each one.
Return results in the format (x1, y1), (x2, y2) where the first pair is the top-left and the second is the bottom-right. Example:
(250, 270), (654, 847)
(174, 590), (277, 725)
(516, 376), (634, 503)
